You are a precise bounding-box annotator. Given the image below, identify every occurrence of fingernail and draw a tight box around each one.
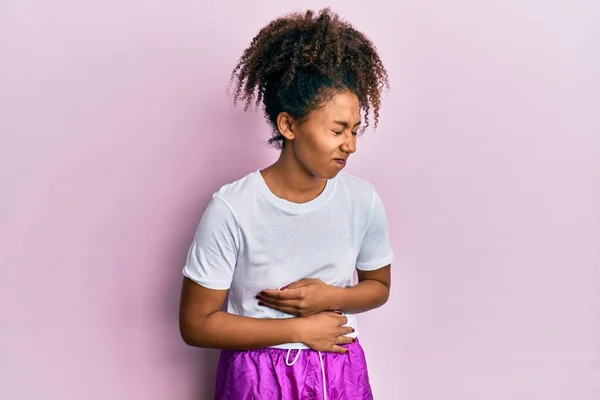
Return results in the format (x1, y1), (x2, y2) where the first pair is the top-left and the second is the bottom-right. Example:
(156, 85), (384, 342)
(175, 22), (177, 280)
(258, 302), (265, 306)
(352, 338), (356, 343)
(255, 295), (261, 300)
(336, 311), (343, 315)
(281, 285), (289, 290)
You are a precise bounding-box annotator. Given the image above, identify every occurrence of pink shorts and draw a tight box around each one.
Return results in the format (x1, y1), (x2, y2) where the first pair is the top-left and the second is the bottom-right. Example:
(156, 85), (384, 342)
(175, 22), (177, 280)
(214, 339), (373, 399)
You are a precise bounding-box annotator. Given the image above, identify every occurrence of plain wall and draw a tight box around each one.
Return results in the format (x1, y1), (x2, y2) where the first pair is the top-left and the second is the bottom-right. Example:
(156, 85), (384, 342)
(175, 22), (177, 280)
(1, 1), (598, 399)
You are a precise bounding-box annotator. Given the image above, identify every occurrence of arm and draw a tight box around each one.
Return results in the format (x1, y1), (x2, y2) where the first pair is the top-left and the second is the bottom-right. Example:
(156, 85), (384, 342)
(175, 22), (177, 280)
(180, 197), (306, 349)
(179, 277), (354, 352)
(179, 277), (302, 349)
(258, 265), (390, 316)
(328, 265), (391, 314)
(180, 196), (353, 352)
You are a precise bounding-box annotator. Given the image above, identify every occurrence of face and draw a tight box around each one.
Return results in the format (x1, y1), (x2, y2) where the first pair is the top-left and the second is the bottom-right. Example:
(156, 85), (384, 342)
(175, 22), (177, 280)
(278, 90), (360, 180)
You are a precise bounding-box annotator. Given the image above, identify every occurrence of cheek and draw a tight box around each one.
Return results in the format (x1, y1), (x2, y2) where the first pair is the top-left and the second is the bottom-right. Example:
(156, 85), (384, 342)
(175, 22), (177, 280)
(296, 131), (327, 154)
(294, 139), (319, 168)
(304, 136), (338, 163)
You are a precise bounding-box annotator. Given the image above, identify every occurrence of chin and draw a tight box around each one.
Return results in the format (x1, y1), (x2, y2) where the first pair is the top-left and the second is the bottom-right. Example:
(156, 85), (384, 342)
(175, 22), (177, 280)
(319, 169), (341, 180)
(306, 165), (341, 180)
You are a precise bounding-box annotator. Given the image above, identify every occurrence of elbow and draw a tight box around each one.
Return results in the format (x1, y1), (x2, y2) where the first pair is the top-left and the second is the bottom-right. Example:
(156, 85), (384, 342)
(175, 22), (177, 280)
(180, 331), (200, 347)
(379, 289), (390, 308)
(379, 284), (391, 307)
(179, 326), (198, 347)
(179, 319), (209, 348)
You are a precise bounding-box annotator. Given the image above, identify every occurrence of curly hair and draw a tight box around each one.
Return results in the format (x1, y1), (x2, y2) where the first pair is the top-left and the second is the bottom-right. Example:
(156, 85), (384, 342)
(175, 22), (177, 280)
(229, 8), (389, 148)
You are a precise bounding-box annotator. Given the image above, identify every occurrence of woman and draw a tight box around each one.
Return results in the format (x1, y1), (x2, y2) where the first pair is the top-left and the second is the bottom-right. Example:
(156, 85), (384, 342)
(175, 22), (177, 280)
(179, 8), (392, 400)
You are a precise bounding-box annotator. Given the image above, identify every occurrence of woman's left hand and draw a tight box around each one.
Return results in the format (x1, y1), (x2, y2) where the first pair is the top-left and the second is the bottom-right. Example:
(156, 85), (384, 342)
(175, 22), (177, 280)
(257, 279), (339, 317)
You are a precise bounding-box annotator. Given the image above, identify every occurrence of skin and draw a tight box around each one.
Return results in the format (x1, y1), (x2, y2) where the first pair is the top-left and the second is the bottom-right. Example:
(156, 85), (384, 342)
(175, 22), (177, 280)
(179, 90), (391, 354)
(260, 89), (360, 201)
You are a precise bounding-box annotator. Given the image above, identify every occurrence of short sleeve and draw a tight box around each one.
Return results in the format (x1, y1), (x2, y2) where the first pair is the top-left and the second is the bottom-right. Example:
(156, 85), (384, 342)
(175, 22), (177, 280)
(355, 189), (394, 271)
(182, 195), (239, 290)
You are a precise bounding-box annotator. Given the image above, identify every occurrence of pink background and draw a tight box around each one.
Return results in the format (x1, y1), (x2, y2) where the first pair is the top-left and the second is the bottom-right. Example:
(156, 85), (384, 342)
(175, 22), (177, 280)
(1, 1), (598, 399)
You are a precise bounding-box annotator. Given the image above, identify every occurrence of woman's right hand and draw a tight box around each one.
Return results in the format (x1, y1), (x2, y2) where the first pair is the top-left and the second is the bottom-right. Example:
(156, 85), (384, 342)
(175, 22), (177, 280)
(297, 311), (355, 353)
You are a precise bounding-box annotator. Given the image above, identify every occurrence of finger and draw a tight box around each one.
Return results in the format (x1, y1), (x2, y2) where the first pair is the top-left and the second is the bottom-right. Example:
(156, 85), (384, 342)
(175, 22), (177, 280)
(338, 315), (348, 325)
(256, 296), (294, 307)
(260, 288), (302, 300)
(336, 335), (355, 345)
(330, 345), (350, 354)
(281, 281), (300, 290)
(258, 297), (297, 308)
(324, 311), (343, 317)
(337, 327), (355, 337)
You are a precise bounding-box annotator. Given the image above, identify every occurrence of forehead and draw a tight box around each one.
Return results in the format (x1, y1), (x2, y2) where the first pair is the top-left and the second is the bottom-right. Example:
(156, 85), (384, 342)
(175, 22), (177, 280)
(311, 91), (360, 124)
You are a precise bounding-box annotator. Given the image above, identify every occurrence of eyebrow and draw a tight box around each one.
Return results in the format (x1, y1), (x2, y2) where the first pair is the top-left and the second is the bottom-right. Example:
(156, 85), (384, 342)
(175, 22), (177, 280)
(333, 120), (361, 128)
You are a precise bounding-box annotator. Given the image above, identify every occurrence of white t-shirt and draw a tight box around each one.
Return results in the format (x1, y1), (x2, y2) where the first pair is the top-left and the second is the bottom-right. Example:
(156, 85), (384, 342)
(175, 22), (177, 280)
(182, 169), (393, 349)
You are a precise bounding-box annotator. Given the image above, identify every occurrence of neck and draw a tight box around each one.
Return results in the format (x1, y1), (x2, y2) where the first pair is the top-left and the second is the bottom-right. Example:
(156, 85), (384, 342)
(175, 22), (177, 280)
(260, 146), (326, 203)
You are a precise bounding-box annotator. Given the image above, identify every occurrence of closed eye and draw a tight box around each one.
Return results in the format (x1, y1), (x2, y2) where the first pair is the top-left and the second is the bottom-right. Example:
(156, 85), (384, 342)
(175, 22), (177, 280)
(332, 130), (359, 136)
(332, 119), (361, 136)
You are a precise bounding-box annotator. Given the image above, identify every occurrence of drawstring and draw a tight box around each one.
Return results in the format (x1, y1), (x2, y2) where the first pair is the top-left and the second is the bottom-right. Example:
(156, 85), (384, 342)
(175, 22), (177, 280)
(284, 348), (302, 366)
(318, 351), (327, 400)
(285, 349), (327, 400)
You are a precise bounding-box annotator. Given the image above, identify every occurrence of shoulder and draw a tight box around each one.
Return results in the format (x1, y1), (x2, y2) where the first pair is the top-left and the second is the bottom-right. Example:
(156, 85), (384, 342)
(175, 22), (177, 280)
(194, 171), (259, 231)
(211, 170), (261, 209)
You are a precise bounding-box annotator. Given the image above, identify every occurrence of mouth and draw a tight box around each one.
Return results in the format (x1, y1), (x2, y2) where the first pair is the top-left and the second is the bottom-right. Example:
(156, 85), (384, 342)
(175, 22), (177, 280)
(333, 158), (347, 167)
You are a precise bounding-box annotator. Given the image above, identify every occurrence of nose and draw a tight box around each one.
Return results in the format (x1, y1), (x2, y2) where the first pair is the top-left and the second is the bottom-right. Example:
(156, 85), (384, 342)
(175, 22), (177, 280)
(341, 134), (356, 154)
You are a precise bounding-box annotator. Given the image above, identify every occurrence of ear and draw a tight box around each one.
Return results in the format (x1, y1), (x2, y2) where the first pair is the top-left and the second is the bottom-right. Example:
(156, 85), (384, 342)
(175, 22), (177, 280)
(276, 112), (296, 141)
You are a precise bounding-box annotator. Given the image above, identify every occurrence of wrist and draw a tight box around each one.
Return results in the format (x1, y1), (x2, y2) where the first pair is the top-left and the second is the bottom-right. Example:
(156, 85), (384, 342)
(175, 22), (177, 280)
(288, 317), (307, 343)
(326, 285), (346, 311)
